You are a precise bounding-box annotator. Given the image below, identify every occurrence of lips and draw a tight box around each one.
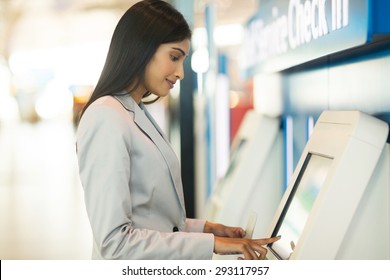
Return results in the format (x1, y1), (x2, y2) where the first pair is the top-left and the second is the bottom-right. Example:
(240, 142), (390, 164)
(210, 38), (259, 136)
(166, 79), (175, 89)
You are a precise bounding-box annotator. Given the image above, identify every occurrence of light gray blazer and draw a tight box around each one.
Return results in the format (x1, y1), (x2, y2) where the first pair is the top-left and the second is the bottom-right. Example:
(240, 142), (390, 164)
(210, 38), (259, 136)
(76, 94), (214, 259)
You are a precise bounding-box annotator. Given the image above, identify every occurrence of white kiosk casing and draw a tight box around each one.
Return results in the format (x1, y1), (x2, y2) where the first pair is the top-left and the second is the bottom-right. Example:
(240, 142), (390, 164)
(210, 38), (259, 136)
(205, 110), (283, 238)
(267, 110), (390, 260)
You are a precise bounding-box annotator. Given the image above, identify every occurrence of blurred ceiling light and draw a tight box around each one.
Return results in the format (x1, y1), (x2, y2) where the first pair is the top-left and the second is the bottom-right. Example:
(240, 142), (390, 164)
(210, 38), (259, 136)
(214, 24), (244, 46)
(9, 43), (107, 87)
(193, 24), (244, 49)
(191, 47), (210, 74)
(192, 27), (208, 50)
(35, 80), (73, 120)
(230, 90), (240, 108)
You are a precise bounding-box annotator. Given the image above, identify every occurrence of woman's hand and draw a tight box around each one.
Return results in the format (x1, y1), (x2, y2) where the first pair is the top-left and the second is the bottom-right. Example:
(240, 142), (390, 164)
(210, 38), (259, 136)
(214, 236), (281, 260)
(203, 221), (245, 238)
(204, 221), (281, 259)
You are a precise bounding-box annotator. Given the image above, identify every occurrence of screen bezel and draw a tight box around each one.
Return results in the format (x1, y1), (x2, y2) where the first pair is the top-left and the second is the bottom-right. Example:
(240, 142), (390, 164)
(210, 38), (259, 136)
(267, 152), (333, 260)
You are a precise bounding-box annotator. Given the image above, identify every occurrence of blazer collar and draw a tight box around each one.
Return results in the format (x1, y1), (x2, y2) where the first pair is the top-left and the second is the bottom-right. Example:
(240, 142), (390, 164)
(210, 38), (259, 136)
(113, 91), (138, 112)
(114, 93), (186, 213)
(114, 93), (167, 140)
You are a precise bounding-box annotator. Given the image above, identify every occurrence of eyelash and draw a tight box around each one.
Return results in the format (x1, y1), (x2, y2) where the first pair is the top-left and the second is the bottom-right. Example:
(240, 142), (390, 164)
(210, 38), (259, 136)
(170, 55), (180, 62)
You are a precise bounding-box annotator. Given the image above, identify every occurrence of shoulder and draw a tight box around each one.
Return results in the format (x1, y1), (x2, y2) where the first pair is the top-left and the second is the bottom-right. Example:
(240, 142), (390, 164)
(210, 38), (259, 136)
(83, 96), (133, 122)
(77, 96), (135, 137)
(89, 96), (129, 114)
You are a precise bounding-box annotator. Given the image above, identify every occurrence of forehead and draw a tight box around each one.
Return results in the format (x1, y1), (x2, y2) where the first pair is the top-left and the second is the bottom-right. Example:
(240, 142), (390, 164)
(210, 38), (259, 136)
(159, 39), (191, 56)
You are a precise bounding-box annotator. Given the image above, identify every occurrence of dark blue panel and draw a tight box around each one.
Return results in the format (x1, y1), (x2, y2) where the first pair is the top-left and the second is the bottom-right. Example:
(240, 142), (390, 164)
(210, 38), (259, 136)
(241, 0), (390, 76)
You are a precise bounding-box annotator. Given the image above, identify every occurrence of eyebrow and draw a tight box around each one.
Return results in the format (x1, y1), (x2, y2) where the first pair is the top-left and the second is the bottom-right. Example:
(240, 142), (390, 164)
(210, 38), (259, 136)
(172, 47), (186, 56)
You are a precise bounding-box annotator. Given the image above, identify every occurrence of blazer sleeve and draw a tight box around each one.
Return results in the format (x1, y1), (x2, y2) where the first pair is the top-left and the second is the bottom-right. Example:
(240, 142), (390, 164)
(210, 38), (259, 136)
(185, 218), (207, 232)
(77, 103), (214, 260)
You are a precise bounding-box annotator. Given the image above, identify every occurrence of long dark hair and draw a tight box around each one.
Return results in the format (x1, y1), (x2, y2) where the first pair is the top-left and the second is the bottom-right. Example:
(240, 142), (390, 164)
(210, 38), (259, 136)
(80, 0), (191, 119)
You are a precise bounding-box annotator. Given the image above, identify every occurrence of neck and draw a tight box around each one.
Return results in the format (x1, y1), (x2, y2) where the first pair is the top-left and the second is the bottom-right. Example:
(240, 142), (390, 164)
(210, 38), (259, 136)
(127, 86), (147, 104)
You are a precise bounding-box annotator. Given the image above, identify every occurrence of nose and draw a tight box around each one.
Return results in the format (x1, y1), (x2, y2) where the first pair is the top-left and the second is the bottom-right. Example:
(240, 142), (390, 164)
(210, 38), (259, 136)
(175, 63), (185, 80)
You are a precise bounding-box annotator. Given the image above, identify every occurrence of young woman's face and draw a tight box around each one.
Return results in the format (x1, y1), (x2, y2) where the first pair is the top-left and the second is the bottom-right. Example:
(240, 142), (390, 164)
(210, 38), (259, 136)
(142, 39), (190, 99)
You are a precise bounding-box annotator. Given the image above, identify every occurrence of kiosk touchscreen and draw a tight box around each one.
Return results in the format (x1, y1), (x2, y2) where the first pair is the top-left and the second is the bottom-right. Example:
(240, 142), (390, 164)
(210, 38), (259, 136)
(205, 110), (283, 239)
(267, 110), (390, 260)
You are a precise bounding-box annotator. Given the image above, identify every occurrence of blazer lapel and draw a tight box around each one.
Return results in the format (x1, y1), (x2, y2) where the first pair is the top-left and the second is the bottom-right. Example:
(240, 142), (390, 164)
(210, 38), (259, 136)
(114, 94), (186, 214)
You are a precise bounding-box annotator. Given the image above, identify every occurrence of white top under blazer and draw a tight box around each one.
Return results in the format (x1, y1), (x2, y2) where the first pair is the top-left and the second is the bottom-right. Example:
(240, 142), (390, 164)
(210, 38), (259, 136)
(76, 93), (214, 259)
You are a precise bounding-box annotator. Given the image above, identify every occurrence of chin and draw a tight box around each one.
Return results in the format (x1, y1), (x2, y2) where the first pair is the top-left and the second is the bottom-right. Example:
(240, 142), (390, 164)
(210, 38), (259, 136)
(158, 91), (170, 97)
(147, 89), (168, 98)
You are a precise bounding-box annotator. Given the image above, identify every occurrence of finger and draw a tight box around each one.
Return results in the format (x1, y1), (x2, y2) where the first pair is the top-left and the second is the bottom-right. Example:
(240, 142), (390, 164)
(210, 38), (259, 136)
(255, 236), (281, 245)
(242, 250), (254, 260)
(237, 228), (246, 238)
(256, 246), (268, 260)
(249, 242), (269, 260)
(242, 245), (258, 260)
(228, 227), (245, 238)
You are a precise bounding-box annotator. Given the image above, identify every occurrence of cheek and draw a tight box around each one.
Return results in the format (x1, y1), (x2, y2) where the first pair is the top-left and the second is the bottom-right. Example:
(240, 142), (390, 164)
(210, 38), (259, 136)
(144, 66), (165, 91)
(157, 63), (172, 77)
(154, 57), (175, 76)
(148, 62), (166, 79)
(145, 57), (174, 87)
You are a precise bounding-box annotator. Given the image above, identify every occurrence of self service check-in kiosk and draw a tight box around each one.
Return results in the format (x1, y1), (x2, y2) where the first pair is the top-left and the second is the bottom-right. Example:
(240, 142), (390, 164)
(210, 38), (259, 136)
(266, 110), (390, 260)
(205, 110), (284, 241)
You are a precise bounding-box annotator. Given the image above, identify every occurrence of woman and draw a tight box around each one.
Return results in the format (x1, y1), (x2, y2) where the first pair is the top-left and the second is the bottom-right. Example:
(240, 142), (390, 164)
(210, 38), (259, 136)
(76, 0), (279, 260)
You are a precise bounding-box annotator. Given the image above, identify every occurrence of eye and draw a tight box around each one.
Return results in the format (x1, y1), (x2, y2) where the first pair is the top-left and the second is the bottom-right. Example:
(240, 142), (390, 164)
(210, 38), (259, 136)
(170, 55), (180, 62)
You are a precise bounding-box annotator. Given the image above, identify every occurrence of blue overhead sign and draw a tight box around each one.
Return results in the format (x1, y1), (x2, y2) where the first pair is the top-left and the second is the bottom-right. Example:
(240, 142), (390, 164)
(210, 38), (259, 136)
(241, 0), (390, 76)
